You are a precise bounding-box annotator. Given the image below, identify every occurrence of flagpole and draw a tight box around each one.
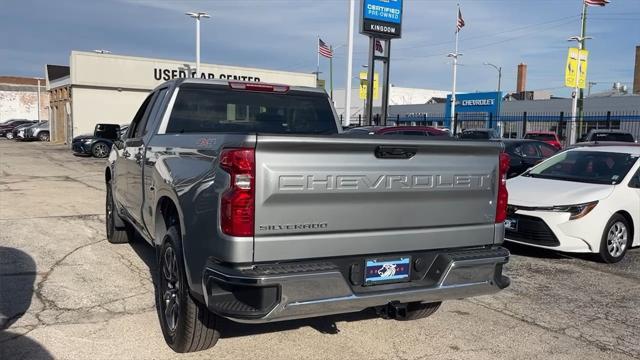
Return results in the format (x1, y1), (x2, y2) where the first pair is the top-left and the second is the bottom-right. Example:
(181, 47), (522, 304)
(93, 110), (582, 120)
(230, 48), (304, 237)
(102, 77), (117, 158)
(329, 45), (334, 100)
(316, 35), (320, 82)
(449, 5), (461, 134)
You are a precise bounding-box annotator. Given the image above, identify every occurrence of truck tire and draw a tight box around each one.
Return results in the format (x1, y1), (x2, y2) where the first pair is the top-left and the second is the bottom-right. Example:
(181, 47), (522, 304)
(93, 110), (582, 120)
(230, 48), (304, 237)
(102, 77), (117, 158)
(396, 301), (442, 321)
(38, 131), (50, 142)
(106, 180), (132, 244)
(158, 226), (220, 353)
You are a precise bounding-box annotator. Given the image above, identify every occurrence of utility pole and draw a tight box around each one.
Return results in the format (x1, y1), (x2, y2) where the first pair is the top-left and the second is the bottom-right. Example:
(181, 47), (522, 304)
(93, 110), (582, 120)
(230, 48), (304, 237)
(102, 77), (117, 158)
(578, 1), (588, 135)
(186, 12), (210, 78)
(568, 35), (591, 144)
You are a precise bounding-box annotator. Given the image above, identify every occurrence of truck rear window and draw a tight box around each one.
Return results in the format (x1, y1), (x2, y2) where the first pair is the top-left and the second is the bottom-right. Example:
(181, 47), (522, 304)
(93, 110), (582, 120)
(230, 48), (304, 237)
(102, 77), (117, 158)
(166, 85), (338, 135)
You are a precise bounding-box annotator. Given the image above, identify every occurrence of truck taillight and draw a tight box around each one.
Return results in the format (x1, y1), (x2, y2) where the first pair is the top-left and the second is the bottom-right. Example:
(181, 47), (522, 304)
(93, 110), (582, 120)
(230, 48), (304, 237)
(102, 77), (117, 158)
(219, 148), (255, 237)
(496, 152), (510, 223)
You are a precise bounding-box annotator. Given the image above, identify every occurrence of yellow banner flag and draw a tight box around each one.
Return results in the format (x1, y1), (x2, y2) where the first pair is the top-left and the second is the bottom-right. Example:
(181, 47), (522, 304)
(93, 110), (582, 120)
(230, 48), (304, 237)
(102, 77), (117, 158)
(359, 72), (379, 100)
(565, 48), (589, 89)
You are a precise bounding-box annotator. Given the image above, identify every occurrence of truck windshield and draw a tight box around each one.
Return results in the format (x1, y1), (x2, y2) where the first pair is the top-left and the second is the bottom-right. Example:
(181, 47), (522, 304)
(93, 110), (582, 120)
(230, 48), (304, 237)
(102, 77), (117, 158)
(525, 150), (638, 185)
(166, 85), (338, 135)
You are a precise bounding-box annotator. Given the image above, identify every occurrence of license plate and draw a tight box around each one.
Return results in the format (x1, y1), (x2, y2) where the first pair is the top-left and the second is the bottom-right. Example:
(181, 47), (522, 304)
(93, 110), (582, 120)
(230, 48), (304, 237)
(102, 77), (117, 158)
(505, 218), (518, 231)
(364, 257), (411, 285)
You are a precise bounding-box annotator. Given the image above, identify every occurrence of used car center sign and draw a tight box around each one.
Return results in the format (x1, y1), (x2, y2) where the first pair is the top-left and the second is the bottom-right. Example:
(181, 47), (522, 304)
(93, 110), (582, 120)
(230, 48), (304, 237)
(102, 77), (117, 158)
(360, 0), (403, 38)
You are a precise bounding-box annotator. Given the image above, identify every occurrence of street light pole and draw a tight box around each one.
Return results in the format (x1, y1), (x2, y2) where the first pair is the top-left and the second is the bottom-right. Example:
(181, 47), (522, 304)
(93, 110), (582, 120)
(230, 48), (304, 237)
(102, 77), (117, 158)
(483, 62), (502, 92)
(186, 11), (210, 78)
(568, 35), (591, 145)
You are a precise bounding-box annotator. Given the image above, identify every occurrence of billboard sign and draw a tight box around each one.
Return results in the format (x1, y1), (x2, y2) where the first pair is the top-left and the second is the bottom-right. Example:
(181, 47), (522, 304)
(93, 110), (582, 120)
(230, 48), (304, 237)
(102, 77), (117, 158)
(360, 0), (403, 38)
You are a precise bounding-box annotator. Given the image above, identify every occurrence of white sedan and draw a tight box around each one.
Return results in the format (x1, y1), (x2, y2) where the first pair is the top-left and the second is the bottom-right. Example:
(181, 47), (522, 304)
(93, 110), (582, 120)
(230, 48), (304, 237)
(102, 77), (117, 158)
(505, 145), (640, 263)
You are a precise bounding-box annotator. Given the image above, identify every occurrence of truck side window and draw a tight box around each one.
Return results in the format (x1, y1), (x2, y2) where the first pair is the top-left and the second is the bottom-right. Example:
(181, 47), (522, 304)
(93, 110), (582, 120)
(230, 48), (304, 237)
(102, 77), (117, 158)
(128, 94), (154, 139)
(141, 88), (169, 137)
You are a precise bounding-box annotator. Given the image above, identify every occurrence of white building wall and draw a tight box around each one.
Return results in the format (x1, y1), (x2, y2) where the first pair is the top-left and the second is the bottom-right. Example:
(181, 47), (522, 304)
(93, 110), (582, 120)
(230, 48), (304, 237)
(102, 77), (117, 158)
(0, 87), (49, 122)
(72, 88), (148, 136)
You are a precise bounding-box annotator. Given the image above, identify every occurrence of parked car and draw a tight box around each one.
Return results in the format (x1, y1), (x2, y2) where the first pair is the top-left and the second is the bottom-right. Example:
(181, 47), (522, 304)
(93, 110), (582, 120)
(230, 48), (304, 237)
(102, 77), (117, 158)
(578, 129), (636, 143)
(24, 121), (50, 141)
(72, 124), (127, 158)
(0, 119), (35, 138)
(106, 79), (510, 352)
(501, 139), (560, 178)
(524, 131), (563, 150)
(564, 141), (640, 151)
(344, 125), (450, 137)
(7, 121), (37, 140)
(459, 128), (500, 140)
(505, 145), (640, 263)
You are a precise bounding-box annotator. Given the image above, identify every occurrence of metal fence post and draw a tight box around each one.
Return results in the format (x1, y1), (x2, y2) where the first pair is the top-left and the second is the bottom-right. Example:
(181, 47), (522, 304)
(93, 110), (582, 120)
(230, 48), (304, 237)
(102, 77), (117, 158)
(558, 112), (564, 141)
(607, 111), (612, 129)
(488, 113), (494, 129)
(521, 112), (527, 138)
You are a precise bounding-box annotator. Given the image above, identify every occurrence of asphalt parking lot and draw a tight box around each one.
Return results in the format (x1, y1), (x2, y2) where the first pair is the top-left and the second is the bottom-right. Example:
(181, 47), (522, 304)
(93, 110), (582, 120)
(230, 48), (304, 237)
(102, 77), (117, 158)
(1, 139), (639, 360)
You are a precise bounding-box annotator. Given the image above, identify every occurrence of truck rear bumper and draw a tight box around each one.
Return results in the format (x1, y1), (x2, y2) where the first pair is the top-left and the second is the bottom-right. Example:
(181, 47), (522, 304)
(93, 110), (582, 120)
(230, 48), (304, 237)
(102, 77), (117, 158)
(202, 247), (509, 323)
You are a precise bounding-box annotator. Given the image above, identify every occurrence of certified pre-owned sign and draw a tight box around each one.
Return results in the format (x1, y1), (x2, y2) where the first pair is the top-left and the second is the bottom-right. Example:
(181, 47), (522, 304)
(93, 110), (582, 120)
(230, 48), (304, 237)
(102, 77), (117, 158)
(360, 0), (403, 38)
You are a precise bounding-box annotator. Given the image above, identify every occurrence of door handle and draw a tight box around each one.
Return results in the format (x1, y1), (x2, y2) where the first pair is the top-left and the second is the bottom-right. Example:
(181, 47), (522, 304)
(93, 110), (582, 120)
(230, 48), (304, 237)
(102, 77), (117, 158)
(375, 146), (417, 159)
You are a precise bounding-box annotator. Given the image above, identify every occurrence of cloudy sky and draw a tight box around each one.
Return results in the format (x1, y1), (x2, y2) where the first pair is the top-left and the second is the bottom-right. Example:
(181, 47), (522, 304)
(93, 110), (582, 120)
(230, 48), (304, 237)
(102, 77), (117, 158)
(2, 0), (638, 96)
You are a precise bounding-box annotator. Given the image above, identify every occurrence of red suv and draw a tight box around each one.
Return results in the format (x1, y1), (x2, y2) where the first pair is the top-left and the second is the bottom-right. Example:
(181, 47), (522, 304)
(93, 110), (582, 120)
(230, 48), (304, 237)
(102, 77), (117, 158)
(524, 131), (562, 150)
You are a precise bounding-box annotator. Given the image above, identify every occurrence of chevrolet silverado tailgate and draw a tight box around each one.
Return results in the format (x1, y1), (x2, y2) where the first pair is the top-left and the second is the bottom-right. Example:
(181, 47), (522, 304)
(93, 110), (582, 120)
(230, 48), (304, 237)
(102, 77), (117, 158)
(253, 135), (502, 262)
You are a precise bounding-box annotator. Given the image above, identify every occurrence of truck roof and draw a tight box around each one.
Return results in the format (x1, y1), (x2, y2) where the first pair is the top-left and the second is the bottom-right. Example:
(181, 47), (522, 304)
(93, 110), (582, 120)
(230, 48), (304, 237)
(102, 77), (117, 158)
(156, 78), (326, 95)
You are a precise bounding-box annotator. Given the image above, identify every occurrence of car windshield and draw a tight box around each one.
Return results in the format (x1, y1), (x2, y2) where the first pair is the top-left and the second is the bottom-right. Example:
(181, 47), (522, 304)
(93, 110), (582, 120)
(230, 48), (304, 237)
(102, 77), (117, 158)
(525, 133), (555, 141)
(525, 150), (639, 185)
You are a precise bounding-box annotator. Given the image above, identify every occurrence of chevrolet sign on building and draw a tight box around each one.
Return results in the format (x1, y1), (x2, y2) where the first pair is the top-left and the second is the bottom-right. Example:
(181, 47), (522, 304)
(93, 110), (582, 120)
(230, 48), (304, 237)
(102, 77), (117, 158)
(45, 51), (317, 144)
(444, 91), (503, 129)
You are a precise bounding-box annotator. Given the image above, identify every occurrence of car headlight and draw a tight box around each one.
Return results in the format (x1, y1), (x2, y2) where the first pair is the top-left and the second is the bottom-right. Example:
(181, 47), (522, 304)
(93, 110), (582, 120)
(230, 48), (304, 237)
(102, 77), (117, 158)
(551, 201), (598, 220)
(83, 139), (93, 144)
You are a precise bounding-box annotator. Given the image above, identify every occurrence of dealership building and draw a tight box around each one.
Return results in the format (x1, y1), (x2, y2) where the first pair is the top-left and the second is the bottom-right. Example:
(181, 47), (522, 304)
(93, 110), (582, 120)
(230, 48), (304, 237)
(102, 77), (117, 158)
(45, 51), (317, 144)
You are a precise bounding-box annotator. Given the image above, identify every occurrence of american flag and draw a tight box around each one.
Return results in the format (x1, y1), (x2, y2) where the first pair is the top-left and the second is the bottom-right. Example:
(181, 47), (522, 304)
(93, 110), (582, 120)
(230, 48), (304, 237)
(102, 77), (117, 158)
(375, 40), (384, 54)
(318, 39), (333, 58)
(584, 0), (609, 6)
(456, 8), (465, 32)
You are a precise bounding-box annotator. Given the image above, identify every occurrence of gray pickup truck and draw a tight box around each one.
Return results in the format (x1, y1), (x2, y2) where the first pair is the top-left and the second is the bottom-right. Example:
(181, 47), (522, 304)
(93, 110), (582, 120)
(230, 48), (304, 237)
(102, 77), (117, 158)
(105, 78), (511, 353)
